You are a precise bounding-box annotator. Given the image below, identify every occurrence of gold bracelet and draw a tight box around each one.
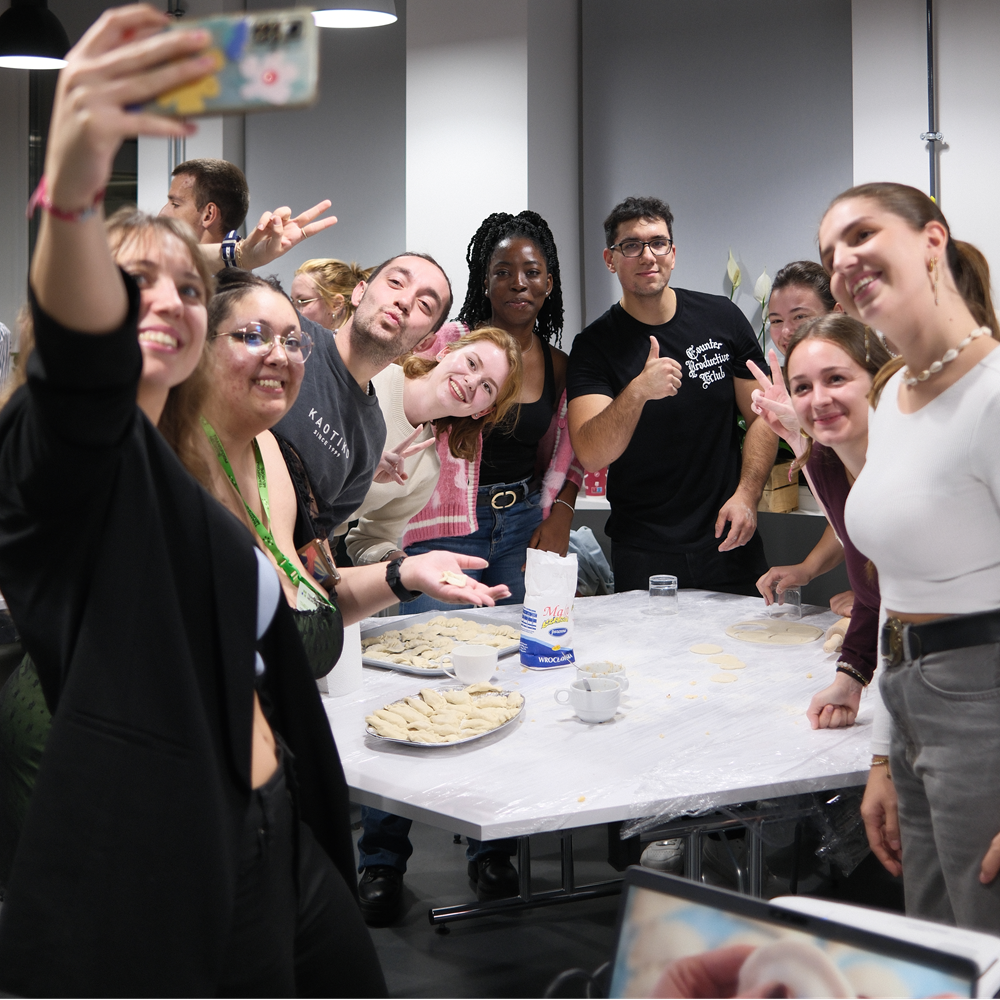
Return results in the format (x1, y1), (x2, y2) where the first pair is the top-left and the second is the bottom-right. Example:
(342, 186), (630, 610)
(871, 754), (892, 778)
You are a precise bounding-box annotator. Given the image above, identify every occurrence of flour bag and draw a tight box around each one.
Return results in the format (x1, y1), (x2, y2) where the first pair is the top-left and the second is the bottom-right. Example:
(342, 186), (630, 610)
(520, 548), (577, 668)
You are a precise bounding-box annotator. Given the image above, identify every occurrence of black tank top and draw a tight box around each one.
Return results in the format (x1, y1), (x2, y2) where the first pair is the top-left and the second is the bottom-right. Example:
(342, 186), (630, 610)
(479, 339), (556, 487)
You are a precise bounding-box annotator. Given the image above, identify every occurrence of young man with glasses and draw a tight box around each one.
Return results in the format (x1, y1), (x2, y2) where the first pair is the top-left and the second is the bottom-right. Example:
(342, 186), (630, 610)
(567, 196), (776, 595)
(274, 253), (453, 537)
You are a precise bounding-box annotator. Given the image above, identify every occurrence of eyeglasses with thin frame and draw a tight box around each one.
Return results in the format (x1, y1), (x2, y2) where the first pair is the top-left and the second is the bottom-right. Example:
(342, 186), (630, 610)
(608, 238), (674, 258)
(292, 296), (321, 309)
(216, 321), (313, 364)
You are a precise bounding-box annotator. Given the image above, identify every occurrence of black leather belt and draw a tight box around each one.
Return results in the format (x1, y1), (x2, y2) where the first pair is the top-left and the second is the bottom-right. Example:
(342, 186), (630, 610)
(881, 608), (1000, 666)
(488, 484), (526, 510)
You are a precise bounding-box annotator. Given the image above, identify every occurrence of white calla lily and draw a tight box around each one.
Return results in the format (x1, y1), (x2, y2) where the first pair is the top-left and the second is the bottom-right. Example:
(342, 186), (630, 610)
(727, 249), (741, 291)
(754, 268), (772, 305)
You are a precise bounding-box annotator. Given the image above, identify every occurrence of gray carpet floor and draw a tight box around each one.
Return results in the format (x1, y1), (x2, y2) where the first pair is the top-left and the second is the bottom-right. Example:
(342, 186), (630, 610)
(354, 819), (622, 998)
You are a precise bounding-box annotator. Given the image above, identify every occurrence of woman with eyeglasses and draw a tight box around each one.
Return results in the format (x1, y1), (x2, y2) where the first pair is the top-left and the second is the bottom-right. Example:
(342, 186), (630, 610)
(291, 258), (371, 331)
(203, 270), (506, 679)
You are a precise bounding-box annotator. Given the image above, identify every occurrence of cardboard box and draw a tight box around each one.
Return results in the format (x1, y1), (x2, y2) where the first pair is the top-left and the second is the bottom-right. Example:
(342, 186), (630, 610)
(758, 461), (799, 513)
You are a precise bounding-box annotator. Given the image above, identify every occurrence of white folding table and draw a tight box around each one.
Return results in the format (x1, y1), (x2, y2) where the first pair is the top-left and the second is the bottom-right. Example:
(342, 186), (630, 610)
(322, 590), (874, 925)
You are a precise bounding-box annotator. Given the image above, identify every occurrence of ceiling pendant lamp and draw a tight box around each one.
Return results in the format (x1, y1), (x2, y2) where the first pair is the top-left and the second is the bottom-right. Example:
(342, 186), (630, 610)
(0, 0), (70, 70)
(311, 1), (397, 29)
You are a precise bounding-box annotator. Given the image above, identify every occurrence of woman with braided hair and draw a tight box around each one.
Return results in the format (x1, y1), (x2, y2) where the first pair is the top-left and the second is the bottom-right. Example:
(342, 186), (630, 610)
(401, 210), (583, 609)
(355, 212), (583, 923)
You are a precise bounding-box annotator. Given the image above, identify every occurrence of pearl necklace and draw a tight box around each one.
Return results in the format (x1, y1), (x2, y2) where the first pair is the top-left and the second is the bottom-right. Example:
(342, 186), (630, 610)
(901, 326), (991, 386)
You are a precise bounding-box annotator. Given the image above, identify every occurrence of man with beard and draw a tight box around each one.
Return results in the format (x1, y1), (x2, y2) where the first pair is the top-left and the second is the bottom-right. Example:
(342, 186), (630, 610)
(274, 253), (453, 537)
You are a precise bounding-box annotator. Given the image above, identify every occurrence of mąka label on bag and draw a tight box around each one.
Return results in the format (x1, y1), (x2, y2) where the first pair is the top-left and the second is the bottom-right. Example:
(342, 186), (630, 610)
(520, 548), (577, 668)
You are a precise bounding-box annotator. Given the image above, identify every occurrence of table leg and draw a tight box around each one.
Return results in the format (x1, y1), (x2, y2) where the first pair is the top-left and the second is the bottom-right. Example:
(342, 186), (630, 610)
(518, 834), (532, 901)
(684, 831), (702, 882)
(561, 831), (575, 893)
(748, 825), (765, 897)
(428, 832), (622, 927)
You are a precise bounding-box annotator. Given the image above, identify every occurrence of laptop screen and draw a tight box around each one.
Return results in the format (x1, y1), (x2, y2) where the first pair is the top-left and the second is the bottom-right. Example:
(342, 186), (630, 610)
(610, 870), (976, 998)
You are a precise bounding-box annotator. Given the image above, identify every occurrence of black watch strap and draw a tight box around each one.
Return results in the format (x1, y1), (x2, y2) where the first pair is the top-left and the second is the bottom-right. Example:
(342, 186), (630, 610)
(385, 556), (421, 603)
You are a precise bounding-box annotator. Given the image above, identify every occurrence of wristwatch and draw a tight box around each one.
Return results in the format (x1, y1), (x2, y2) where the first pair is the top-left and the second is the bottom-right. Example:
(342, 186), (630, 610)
(385, 556), (421, 603)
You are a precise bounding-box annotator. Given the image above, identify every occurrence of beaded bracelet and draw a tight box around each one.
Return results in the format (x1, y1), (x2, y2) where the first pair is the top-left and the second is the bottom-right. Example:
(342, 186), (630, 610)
(26, 175), (105, 222)
(835, 662), (870, 687)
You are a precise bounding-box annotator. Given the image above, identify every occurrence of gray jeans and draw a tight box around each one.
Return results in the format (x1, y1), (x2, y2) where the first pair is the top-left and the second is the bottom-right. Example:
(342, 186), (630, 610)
(882, 641), (1000, 932)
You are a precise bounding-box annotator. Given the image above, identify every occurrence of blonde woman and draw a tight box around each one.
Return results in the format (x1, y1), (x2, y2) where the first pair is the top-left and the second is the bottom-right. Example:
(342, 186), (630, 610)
(341, 326), (522, 565)
(291, 257), (371, 331)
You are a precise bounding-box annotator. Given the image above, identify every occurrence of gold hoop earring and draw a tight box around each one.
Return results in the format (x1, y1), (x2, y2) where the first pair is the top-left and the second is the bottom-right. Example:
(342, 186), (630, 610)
(864, 326), (871, 366)
(929, 257), (939, 306)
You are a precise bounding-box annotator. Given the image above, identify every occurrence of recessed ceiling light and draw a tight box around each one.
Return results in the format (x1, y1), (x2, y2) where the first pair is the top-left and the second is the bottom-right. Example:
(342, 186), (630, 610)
(311, 2), (397, 29)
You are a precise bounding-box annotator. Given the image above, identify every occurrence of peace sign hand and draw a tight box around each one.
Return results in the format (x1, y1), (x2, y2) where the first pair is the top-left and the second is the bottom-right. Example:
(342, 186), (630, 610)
(243, 200), (338, 269)
(372, 425), (436, 485)
(746, 350), (807, 458)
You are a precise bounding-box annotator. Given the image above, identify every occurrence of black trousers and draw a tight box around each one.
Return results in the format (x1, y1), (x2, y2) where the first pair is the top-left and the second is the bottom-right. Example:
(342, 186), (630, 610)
(611, 532), (768, 598)
(217, 762), (387, 998)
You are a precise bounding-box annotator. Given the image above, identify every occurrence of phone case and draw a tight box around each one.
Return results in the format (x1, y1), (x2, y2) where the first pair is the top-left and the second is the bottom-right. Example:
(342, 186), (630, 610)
(147, 10), (319, 118)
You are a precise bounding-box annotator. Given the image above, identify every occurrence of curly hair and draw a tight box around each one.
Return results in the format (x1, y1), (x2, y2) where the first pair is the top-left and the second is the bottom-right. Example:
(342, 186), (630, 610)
(457, 211), (564, 348)
(401, 326), (523, 462)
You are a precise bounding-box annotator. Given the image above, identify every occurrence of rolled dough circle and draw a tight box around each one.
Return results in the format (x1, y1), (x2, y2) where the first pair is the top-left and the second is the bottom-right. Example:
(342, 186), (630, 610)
(725, 620), (822, 644)
(689, 643), (723, 655)
(708, 653), (743, 666)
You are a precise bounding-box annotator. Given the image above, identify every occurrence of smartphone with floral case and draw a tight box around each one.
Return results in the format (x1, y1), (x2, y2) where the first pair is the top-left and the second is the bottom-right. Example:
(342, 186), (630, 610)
(146, 9), (319, 118)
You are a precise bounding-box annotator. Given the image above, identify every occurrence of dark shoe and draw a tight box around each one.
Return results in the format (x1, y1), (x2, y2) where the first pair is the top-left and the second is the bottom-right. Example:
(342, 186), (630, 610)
(358, 865), (404, 926)
(467, 854), (519, 901)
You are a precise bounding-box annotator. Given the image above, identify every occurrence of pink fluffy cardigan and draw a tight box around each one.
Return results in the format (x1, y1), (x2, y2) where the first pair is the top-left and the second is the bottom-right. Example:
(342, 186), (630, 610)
(401, 322), (584, 548)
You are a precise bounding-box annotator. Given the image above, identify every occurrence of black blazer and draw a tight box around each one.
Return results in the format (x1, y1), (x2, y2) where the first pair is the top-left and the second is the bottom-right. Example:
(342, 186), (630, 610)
(0, 280), (357, 996)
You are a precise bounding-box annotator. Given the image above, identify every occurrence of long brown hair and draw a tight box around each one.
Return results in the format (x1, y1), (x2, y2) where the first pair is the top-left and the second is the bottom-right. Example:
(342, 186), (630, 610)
(105, 209), (216, 486)
(4, 210), (216, 485)
(824, 183), (998, 405)
(401, 326), (522, 461)
(784, 313), (892, 470)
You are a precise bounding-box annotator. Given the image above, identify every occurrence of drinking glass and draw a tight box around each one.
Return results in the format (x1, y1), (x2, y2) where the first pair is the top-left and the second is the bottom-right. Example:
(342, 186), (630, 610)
(768, 584), (802, 619)
(647, 574), (678, 615)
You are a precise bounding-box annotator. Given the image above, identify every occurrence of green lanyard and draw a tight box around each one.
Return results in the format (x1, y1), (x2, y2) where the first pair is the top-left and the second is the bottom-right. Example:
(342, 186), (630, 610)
(201, 418), (333, 608)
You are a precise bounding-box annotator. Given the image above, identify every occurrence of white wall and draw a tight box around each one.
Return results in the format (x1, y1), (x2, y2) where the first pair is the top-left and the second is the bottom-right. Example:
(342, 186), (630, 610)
(527, 0), (582, 344)
(852, 0), (1000, 279)
(405, 0), (529, 307)
(581, 0), (854, 332)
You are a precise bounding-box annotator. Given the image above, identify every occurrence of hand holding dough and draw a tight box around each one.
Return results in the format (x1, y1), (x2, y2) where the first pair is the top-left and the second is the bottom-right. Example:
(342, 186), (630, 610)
(440, 571), (469, 587)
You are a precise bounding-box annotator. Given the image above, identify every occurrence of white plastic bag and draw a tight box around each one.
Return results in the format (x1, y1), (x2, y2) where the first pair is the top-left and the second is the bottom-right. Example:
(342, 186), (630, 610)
(519, 548), (577, 668)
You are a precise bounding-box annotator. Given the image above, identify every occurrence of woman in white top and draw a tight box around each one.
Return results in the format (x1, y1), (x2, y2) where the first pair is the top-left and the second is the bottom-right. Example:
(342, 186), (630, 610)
(820, 182), (1000, 930)
(340, 326), (522, 565)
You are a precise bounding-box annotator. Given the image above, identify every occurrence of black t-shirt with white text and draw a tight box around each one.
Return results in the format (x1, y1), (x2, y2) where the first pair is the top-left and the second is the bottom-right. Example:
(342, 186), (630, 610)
(567, 290), (765, 550)
(273, 315), (386, 538)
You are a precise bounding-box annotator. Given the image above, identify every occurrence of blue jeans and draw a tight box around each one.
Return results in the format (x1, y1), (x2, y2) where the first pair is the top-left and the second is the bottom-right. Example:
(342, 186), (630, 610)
(404, 478), (543, 613)
(357, 807), (516, 872)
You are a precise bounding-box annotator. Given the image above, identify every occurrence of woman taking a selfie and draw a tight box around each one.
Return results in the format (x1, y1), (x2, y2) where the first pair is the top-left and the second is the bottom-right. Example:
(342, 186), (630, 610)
(0, 8), (441, 995)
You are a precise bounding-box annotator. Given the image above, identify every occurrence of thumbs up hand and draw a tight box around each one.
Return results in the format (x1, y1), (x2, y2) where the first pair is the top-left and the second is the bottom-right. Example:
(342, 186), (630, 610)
(634, 335), (682, 401)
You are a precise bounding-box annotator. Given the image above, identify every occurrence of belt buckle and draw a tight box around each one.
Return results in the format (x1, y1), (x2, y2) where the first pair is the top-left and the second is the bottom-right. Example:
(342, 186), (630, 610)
(882, 617), (905, 667)
(491, 489), (517, 510)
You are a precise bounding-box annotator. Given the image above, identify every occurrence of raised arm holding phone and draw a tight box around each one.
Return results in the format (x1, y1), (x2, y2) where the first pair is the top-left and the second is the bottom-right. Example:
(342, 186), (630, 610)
(0, 9), (388, 994)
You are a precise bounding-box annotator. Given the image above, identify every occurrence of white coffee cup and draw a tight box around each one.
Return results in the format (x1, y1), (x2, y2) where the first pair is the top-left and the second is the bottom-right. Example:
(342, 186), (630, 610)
(577, 660), (628, 691)
(554, 677), (620, 723)
(442, 643), (497, 685)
